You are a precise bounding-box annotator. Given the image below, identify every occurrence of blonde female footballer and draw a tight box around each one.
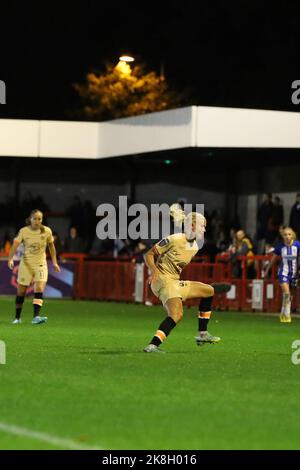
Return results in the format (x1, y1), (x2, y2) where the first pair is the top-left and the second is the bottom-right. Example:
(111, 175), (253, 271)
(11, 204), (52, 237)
(143, 206), (230, 353)
(8, 209), (60, 324)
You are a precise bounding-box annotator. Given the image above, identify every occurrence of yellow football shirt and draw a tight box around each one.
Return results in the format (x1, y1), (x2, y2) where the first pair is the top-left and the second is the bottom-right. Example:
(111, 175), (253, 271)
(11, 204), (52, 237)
(15, 226), (54, 265)
(153, 233), (199, 280)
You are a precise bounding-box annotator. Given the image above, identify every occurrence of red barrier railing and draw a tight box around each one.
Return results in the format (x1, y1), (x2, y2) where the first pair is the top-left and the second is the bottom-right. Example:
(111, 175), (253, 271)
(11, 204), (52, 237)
(45, 253), (297, 313)
(216, 254), (277, 280)
(75, 260), (136, 301)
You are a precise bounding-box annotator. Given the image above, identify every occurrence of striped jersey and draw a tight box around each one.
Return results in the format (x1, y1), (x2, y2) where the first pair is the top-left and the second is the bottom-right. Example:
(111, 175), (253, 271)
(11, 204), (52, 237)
(274, 241), (300, 278)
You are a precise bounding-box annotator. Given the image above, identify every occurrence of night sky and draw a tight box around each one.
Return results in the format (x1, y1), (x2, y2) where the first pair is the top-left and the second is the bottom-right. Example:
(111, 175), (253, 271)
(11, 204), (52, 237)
(1, 1), (300, 120)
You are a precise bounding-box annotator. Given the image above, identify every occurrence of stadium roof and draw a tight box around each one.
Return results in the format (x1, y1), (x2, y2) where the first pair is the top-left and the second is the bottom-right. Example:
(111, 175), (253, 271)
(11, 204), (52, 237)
(1, 106), (300, 160)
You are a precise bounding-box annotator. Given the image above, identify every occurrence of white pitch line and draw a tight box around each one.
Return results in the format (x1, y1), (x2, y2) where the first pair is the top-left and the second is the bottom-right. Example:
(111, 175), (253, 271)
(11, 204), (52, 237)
(0, 422), (102, 450)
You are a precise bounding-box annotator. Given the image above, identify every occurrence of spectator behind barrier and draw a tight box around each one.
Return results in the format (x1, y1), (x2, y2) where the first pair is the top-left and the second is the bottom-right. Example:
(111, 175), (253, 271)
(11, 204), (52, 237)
(52, 231), (64, 259)
(89, 236), (114, 256)
(0, 231), (12, 255)
(65, 196), (85, 237)
(289, 193), (300, 239)
(230, 229), (256, 278)
(132, 240), (148, 263)
(269, 196), (284, 242)
(64, 226), (85, 253)
(257, 193), (273, 242)
(273, 224), (286, 246)
(113, 239), (134, 258)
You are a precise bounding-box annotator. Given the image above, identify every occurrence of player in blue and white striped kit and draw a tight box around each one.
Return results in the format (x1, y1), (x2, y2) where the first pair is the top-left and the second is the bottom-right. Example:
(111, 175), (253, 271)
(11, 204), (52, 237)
(264, 227), (300, 322)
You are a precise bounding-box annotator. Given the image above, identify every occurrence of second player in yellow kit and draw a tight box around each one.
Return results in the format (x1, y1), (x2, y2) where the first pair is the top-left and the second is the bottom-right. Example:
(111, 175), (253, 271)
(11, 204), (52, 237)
(8, 209), (60, 325)
(16, 225), (53, 286)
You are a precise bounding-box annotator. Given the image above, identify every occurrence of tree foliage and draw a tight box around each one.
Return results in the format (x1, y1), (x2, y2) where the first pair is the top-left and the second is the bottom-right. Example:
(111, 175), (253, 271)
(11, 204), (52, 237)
(73, 62), (186, 121)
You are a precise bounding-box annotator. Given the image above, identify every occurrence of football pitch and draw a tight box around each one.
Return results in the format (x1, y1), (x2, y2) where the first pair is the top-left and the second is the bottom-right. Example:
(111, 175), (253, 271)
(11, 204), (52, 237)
(0, 297), (299, 450)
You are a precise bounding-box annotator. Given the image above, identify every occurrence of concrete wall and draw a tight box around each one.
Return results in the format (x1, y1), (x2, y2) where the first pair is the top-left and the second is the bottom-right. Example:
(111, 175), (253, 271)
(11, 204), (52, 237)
(196, 106), (300, 148)
(0, 107), (197, 159)
(2, 106), (300, 159)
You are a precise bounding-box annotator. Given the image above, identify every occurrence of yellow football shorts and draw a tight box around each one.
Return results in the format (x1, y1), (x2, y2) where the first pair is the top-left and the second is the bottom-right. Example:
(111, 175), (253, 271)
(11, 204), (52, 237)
(17, 260), (48, 286)
(151, 277), (192, 306)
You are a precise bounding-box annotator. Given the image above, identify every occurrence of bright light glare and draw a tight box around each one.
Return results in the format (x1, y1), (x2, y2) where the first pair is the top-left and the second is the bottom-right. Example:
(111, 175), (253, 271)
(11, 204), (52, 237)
(119, 55), (135, 63)
(115, 61), (132, 75)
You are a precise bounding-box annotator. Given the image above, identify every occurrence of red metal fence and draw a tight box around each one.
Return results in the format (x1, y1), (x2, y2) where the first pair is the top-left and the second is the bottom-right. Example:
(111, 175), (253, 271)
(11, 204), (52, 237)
(75, 260), (136, 301)
(2, 251), (296, 312)
(69, 254), (299, 313)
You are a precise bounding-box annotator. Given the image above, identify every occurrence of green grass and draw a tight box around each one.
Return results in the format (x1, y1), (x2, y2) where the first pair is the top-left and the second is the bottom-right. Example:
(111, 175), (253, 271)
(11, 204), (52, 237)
(0, 296), (299, 450)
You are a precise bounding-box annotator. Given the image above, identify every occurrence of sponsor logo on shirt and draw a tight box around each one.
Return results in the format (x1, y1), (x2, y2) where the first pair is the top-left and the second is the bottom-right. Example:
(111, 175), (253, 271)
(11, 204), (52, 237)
(29, 243), (41, 254)
(158, 238), (169, 247)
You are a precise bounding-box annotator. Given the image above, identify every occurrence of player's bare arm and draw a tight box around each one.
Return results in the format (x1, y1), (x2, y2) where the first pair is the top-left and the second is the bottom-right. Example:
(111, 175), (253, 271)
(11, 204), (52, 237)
(263, 253), (278, 277)
(144, 247), (160, 284)
(7, 239), (20, 270)
(48, 242), (60, 272)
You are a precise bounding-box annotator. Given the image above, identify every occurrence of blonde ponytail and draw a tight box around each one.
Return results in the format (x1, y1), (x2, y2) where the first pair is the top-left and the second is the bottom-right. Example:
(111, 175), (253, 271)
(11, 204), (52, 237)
(170, 203), (206, 238)
(169, 203), (186, 224)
